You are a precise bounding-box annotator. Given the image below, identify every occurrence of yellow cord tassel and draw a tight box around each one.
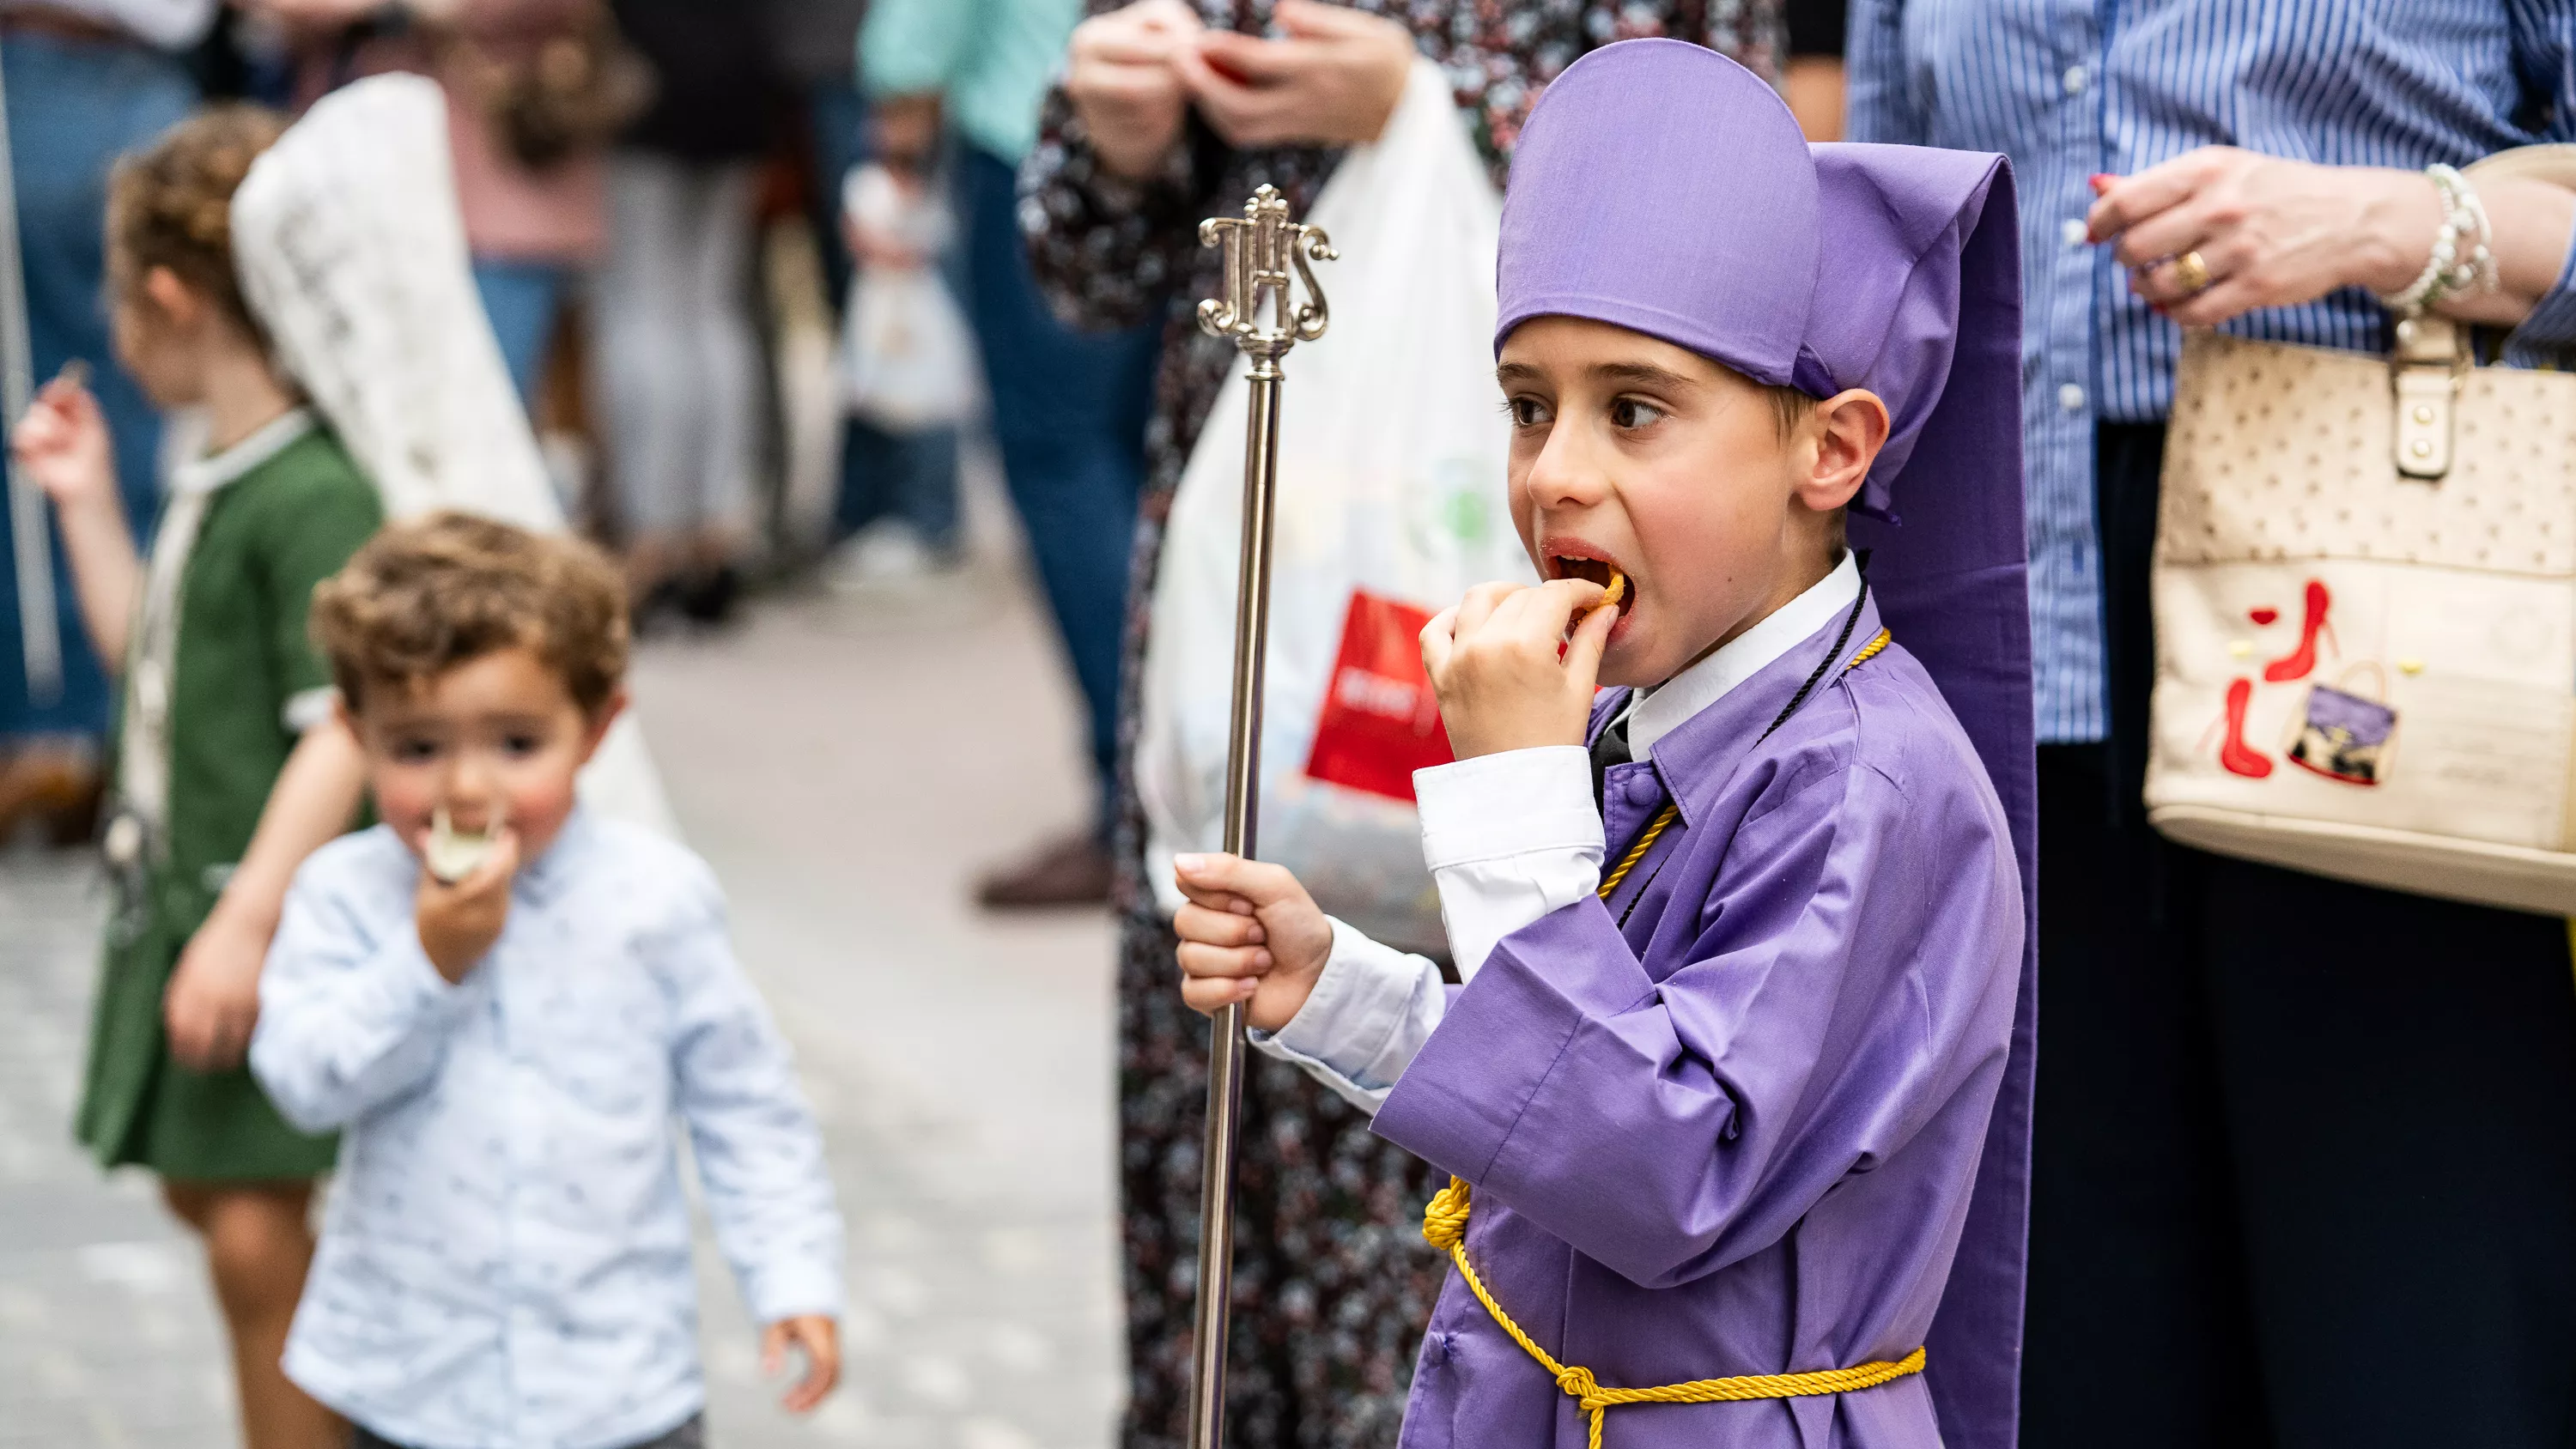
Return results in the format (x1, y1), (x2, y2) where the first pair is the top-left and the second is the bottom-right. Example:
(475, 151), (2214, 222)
(1424, 1178), (1925, 1449)
(1420, 625), (1917, 1448)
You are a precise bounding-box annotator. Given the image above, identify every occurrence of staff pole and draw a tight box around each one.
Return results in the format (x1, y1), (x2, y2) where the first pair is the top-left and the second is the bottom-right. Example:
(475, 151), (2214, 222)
(1185, 184), (1334, 1449)
(0, 38), (63, 706)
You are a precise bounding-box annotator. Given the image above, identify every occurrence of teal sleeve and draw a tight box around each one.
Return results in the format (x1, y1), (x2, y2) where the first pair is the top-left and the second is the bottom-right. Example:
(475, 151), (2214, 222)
(860, 0), (979, 100)
(257, 470), (384, 703)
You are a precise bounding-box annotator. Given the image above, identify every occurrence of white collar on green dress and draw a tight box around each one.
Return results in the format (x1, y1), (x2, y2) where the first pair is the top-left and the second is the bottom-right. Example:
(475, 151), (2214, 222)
(117, 406), (321, 852)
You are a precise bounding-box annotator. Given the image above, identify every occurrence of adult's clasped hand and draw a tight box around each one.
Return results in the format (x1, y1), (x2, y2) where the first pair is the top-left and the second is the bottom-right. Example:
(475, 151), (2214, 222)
(1066, 0), (1412, 180)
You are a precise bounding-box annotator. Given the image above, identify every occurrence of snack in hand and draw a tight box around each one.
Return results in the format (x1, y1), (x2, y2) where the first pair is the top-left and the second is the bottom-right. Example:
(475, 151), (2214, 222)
(426, 806), (502, 884)
(1599, 569), (1626, 610)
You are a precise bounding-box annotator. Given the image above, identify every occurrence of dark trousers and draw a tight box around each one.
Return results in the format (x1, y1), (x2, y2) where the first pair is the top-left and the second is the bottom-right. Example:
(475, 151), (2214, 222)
(955, 144), (1159, 829)
(0, 37), (194, 741)
(354, 1413), (703, 1449)
(2020, 423), (2576, 1449)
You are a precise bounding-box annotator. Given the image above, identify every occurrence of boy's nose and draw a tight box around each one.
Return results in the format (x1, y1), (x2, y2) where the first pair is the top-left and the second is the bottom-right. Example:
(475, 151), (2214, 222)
(440, 760), (499, 831)
(1526, 426), (1614, 508)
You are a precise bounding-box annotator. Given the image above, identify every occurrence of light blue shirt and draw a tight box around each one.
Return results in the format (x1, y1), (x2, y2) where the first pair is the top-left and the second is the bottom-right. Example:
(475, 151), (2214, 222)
(1850, 0), (2576, 742)
(859, 0), (1084, 165)
(250, 810), (844, 1449)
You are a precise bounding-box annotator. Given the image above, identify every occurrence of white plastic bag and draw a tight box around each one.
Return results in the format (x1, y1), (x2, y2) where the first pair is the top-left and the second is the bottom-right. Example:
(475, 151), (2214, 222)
(840, 163), (981, 432)
(1138, 60), (1533, 955)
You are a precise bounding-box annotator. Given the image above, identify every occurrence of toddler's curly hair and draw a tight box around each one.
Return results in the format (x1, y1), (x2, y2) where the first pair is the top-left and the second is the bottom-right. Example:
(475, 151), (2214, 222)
(312, 512), (630, 716)
(106, 104), (287, 338)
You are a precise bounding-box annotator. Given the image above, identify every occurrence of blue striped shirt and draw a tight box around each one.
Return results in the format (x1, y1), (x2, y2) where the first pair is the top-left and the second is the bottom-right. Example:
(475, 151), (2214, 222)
(1849, 0), (2576, 742)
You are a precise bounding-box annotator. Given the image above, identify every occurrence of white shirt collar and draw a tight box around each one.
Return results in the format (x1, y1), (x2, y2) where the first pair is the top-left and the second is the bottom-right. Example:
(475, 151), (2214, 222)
(170, 407), (314, 497)
(1624, 549), (1863, 762)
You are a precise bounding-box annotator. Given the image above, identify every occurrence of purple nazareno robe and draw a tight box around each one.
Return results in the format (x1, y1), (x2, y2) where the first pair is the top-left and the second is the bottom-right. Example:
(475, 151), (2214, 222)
(1370, 37), (2038, 1449)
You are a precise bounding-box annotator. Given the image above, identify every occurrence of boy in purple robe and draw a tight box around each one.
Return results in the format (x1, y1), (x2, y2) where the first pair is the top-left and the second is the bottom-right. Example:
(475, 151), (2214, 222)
(1169, 39), (2038, 1449)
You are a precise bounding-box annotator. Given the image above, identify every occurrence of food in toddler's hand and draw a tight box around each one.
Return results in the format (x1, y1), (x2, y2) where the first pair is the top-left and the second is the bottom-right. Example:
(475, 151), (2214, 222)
(425, 806), (502, 884)
(1600, 568), (1626, 610)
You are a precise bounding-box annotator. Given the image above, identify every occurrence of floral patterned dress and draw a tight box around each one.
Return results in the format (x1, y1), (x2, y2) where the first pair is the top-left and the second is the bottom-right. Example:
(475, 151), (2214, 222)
(1018, 6), (1783, 1444)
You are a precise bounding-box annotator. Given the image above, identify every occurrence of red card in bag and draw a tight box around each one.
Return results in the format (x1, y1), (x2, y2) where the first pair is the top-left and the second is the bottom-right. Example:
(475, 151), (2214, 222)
(1303, 590), (1454, 803)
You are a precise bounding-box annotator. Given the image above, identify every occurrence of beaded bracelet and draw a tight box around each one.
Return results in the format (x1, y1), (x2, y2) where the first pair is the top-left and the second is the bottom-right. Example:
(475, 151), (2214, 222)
(2379, 162), (2500, 315)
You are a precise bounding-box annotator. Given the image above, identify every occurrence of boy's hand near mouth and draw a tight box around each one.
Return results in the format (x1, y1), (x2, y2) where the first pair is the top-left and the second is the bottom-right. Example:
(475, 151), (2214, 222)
(415, 827), (520, 983)
(1420, 576), (1616, 760)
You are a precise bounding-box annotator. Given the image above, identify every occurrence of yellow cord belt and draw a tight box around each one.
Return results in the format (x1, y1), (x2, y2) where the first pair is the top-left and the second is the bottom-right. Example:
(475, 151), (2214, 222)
(1419, 627), (1919, 1449)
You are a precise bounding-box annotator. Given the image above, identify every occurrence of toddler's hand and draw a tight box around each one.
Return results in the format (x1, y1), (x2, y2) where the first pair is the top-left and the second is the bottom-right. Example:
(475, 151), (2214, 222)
(1421, 578), (1614, 760)
(762, 1314), (841, 1413)
(9, 370), (117, 514)
(1172, 853), (1334, 1033)
(414, 828), (519, 983)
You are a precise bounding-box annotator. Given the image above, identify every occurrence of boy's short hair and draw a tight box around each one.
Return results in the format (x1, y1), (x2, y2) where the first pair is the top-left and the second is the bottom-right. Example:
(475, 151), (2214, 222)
(312, 512), (629, 715)
(1764, 383), (1817, 440)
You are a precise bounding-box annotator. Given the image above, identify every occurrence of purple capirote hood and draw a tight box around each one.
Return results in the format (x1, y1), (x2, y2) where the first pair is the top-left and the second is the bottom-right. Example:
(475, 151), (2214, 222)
(1496, 38), (2038, 1449)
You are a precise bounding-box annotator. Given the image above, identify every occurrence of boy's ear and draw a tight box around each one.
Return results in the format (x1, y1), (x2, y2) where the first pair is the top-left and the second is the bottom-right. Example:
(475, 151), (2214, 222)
(1795, 389), (1891, 513)
(576, 689), (630, 770)
(140, 266), (202, 330)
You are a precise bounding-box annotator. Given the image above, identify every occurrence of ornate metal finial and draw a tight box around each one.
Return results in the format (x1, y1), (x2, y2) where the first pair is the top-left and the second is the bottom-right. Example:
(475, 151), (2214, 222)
(1196, 185), (1335, 373)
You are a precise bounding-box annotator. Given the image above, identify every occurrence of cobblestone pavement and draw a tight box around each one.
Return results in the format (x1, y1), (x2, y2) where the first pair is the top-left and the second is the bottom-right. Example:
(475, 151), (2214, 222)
(0, 561), (1124, 1449)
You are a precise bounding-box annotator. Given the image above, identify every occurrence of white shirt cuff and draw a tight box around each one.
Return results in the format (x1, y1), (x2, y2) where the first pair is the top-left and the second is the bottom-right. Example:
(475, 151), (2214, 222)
(1252, 918), (1445, 1115)
(1413, 746), (1605, 980)
(1414, 746), (1603, 870)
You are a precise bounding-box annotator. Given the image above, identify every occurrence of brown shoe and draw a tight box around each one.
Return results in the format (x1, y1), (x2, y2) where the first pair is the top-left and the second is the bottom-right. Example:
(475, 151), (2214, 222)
(975, 829), (1113, 909)
(0, 741), (104, 847)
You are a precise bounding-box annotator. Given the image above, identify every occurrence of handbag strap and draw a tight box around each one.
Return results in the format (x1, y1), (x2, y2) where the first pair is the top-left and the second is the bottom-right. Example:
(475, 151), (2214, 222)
(2391, 145), (2576, 481)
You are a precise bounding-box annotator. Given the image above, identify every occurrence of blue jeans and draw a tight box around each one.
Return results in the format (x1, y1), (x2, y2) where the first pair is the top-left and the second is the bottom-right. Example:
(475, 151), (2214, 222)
(471, 258), (570, 404)
(957, 145), (1159, 826)
(811, 78), (963, 554)
(0, 36), (196, 743)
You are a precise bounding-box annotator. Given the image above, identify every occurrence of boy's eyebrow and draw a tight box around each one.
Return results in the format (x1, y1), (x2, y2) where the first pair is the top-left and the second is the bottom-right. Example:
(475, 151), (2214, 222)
(1592, 361), (1704, 391)
(1494, 361), (1546, 385)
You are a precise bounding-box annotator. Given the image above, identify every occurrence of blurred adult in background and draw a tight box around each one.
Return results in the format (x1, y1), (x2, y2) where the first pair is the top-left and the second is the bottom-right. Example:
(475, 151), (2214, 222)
(0, 0), (204, 841)
(1781, 0), (1840, 142)
(862, 0), (1160, 908)
(241, 0), (620, 403)
(1022, 4), (1785, 1443)
(1851, 5), (2576, 1448)
(595, 0), (779, 624)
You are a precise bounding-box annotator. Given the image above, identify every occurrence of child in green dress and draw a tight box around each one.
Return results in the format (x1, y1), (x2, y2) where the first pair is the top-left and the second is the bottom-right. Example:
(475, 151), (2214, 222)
(9, 106), (382, 1449)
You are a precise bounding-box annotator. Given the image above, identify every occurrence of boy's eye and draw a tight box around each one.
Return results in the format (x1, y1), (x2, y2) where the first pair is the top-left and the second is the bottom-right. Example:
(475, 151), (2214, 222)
(391, 737), (440, 763)
(501, 733), (544, 757)
(1504, 397), (1552, 428)
(1609, 397), (1667, 429)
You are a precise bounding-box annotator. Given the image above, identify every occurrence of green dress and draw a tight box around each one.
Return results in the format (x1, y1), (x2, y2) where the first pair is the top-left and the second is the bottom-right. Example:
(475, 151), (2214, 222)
(75, 413), (383, 1180)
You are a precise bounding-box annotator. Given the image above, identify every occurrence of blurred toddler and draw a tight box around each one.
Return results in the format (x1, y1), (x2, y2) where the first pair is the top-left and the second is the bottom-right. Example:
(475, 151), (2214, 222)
(249, 513), (845, 1449)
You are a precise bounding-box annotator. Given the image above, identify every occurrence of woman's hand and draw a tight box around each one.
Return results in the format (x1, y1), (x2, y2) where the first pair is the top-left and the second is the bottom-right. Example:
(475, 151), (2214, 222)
(2089, 149), (2448, 327)
(11, 372), (118, 517)
(1420, 579), (1614, 761)
(1172, 853), (1334, 1033)
(1066, 0), (1206, 180)
(164, 905), (274, 1072)
(1173, 0), (1413, 150)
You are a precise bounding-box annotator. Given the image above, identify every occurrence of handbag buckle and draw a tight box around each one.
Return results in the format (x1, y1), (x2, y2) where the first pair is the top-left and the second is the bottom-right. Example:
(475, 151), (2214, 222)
(2391, 315), (2466, 481)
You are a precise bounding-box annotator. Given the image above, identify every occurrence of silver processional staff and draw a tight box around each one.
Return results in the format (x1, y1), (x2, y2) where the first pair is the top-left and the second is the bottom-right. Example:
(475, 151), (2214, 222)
(1187, 183), (1334, 1449)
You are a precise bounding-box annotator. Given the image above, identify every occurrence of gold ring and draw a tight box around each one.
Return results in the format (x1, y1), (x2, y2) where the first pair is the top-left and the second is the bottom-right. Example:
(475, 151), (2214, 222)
(2172, 250), (2213, 294)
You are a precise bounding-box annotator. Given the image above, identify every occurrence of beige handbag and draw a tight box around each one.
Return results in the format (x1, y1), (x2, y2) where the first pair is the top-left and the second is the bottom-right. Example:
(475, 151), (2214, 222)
(2143, 148), (2576, 914)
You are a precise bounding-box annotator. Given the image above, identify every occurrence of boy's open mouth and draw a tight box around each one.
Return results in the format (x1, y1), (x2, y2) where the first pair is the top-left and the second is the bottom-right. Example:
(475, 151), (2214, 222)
(1552, 555), (1634, 616)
